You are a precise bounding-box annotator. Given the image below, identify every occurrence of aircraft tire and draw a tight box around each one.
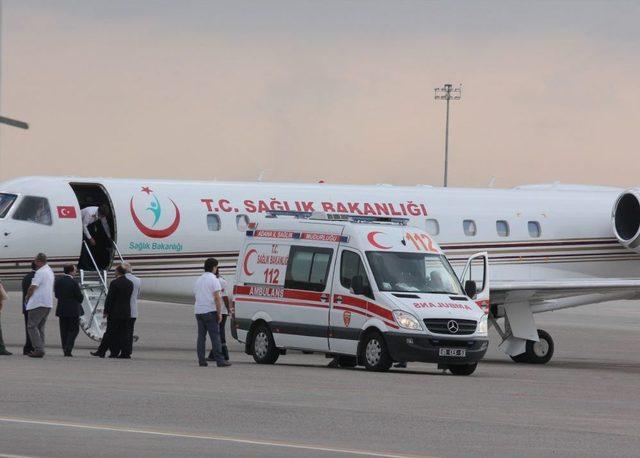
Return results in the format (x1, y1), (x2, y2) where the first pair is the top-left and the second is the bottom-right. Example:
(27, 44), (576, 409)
(509, 329), (554, 364)
(525, 329), (554, 364)
(251, 323), (280, 365)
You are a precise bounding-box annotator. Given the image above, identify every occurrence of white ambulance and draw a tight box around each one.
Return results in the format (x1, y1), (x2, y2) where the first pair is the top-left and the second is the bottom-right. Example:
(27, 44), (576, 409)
(231, 212), (490, 375)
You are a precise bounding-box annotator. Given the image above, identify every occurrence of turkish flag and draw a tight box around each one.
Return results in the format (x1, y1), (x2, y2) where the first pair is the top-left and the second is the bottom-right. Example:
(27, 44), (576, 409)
(57, 206), (77, 219)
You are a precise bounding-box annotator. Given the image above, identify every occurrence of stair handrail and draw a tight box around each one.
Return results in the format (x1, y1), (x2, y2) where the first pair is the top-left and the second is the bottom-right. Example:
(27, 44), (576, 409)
(82, 240), (108, 292)
(111, 239), (125, 264)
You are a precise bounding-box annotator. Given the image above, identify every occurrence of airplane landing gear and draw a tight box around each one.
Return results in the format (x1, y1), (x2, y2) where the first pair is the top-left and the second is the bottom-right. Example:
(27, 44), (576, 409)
(509, 329), (554, 364)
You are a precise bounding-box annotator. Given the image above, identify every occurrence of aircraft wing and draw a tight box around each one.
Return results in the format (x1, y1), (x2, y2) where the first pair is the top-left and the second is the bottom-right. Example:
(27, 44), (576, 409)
(490, 279), (640, 308)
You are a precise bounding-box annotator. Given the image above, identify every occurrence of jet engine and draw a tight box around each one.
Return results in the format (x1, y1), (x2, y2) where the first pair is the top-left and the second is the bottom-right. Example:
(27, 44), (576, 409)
(613, 189), (640, 251)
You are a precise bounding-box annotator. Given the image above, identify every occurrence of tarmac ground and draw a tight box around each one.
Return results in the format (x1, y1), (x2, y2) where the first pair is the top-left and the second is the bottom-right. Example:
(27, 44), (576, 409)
(1, 293), (640, 458)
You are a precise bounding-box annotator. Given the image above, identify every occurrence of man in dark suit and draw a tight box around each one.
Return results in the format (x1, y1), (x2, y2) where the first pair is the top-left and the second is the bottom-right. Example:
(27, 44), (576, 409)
(21, 263), (36, 355)
(100, 265), (133, 358)
(54, 265), (85, 357)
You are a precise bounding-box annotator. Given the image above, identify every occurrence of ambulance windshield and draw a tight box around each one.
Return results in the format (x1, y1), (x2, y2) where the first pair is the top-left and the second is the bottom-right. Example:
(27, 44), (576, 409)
(366, 251), (464, 295)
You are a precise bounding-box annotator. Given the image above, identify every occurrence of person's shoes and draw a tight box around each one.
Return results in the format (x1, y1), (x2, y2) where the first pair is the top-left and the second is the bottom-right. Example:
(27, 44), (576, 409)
(108, 354), (119, 358)
(199, 361), (208, 367)
(394, 362), (407, 368)
(206, 356), (215, 362)
(217, 361), (232, 367)
(27, 350), (44, 358)
(23, 349), (33, 355)
(117, 355), (131, 359)
(0, 349), (12, 356)
(90, 351), (105, 358)
(64, 353), (73, 357)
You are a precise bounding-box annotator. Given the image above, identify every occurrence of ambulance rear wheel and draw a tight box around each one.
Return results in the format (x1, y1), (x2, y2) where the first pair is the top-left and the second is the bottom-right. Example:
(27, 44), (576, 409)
(448, 363), (477, 376)
(360, 332), (392, 372)
(252, 323), (279, 365)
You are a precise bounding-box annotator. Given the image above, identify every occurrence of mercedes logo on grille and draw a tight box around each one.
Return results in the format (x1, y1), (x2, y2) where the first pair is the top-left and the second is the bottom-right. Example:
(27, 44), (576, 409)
(447, 320), (459, 334)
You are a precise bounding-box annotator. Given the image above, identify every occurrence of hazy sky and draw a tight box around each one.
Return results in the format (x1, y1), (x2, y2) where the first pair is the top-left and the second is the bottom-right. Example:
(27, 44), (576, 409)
(0, 1), (639, 188)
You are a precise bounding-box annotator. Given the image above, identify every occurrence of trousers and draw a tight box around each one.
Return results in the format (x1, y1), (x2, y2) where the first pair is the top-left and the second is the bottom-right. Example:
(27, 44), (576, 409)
(59, 317), (80, 355)
(196, 312), (224, 365)
(27, 307), (50, 353)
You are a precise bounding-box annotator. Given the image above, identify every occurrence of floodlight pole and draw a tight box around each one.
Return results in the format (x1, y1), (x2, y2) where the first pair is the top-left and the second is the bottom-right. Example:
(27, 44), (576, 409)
(434, 83), (461, 187)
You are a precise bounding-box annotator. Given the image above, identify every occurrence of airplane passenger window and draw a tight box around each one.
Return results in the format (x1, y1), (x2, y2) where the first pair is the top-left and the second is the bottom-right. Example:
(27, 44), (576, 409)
(463, 219), (477, 236)
(12, 196), (52, 226)
(0, 193), (17, 218)
(496, 220), (509, 237)
(236, 214), (250, 231)
(528, 221), (542, 238)
(207, 214), (221, 231)
(425, 218), (440, 236)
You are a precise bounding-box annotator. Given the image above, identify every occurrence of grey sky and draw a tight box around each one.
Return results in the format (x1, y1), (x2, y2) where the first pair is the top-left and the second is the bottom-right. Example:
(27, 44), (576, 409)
(1, 1), (639, 187)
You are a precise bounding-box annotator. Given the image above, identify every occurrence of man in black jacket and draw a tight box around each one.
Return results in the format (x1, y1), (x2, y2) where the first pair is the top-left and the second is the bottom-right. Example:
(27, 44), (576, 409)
(54, 265), (85, 357)
(102, 265), (133, 358)
(21, 263), (36, 355)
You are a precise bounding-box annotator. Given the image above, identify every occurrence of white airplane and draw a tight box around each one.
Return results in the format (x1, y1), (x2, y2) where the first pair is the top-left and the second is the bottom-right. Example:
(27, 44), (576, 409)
(1, 176), (639, 364)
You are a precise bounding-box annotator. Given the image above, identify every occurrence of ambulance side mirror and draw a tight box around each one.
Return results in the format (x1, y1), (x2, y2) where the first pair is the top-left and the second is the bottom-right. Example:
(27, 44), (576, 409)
(464, 280), (477, 299)
(351, 275), (365, 296)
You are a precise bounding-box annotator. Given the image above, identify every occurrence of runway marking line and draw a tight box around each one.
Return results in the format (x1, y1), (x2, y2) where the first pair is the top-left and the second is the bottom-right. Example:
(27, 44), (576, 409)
(0, 417), (431, 458)
(0, 454), (42, 458)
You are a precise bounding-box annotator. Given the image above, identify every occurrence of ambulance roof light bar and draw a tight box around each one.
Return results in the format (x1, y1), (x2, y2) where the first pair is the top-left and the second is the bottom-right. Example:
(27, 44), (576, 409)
(264, 210), (408, 226)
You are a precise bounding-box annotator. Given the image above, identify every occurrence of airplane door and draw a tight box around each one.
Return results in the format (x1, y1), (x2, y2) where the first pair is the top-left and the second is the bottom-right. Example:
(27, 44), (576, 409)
(460, 251), (490, 313)
(329, 248), (373, 355)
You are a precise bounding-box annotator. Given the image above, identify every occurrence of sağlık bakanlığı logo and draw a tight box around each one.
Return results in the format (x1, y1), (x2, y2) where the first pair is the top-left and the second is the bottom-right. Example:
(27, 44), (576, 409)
(130, 186), (181, 238)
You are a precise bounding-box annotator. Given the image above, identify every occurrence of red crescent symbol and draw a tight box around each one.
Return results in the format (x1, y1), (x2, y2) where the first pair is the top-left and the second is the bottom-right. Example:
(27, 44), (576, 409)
(130, 197), (181, 238)
(243, 249), (257, 276)
(367, 231), (391, 250)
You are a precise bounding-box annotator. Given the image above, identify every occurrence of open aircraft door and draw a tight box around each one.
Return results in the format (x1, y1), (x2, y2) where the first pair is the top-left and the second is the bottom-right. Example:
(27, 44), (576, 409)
(460, 252), (490, 314)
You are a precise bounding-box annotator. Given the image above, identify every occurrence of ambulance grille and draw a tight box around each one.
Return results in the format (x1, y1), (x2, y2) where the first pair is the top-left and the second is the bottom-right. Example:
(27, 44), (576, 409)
(424, 319), (477, 335)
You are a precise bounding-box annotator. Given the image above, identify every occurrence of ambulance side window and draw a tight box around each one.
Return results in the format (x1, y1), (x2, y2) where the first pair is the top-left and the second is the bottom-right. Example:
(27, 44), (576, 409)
(285, 246), (333, 292)
(340, 250), (373, 299)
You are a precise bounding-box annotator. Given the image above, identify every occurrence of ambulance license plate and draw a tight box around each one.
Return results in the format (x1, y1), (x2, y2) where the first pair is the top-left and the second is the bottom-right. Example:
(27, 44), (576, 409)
(439, 348), (466, 357)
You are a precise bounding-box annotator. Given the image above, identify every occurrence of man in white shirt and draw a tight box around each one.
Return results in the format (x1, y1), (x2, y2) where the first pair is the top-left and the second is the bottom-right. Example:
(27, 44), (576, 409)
(81, 205), (112, 246)
(122, 262), (141, 359)
(194, 258), (231, 368)
(208, 267), (230, 362)
(24, 253), (55, 358)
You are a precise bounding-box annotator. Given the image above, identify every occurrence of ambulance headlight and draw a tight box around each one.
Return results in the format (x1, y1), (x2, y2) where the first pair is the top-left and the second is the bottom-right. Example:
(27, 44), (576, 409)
(477, 315), (488, 335)
(393, 310), (422, 331)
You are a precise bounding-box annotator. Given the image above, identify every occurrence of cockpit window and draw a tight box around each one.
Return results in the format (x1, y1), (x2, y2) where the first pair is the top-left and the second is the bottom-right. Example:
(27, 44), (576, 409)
(366, 251), (464, 295)
(12, 196), (52, 226)
(0, 193), (17, 218)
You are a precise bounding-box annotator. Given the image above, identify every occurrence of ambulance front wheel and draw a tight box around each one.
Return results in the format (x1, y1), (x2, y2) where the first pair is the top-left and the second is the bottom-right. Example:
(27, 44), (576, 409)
(360, 331), (393, 372)
(509, 329), (554, 364)
(251, 323), (280, 365)
(448, 363), (478, 376)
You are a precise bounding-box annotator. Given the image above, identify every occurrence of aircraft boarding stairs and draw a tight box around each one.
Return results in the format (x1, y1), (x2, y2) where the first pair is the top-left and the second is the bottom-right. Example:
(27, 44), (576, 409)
(78, 240), (128, 342)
